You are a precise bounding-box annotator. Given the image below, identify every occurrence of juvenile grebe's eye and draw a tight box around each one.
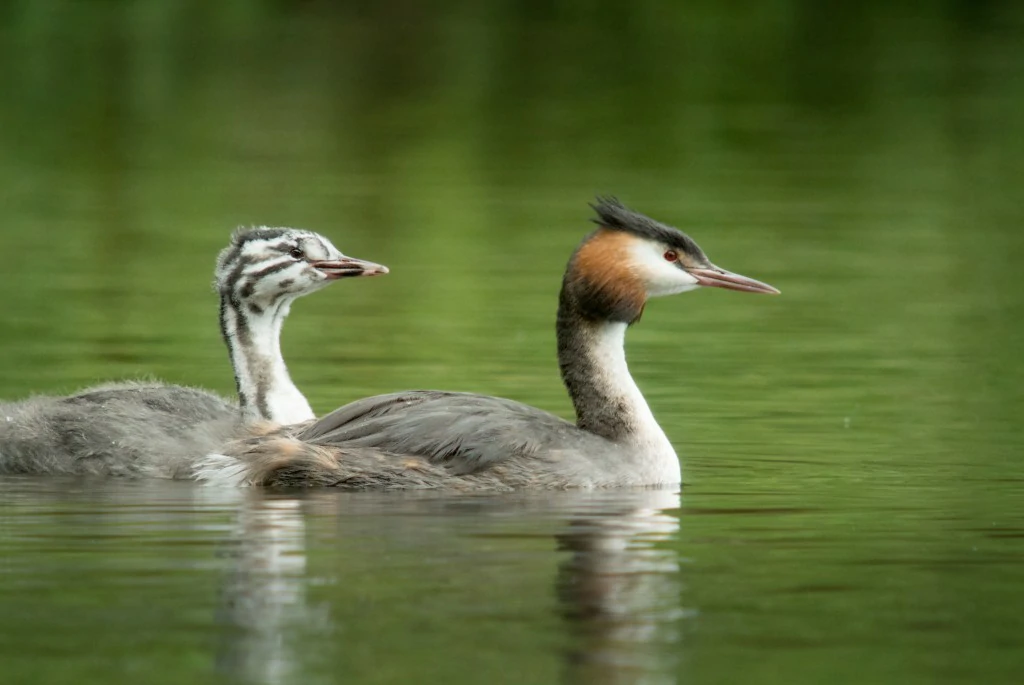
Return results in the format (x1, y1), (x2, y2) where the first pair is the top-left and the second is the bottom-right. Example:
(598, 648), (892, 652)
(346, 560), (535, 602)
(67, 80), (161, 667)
(663, 250), (678, 262)
(289, 247), (304, 260)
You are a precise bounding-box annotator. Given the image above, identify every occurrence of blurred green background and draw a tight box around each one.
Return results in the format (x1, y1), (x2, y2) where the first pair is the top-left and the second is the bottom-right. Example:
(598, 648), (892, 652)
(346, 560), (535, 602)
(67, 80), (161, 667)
(1, 1), (1022, 684)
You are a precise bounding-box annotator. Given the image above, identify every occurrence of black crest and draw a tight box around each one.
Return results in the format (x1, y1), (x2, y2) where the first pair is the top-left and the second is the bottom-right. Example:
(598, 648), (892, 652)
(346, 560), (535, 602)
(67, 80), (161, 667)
(590, 196), (707, 261)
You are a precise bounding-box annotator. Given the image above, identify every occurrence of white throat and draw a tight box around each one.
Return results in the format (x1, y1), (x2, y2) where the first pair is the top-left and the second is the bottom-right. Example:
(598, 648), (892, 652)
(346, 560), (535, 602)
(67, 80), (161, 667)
(223, 298), (314, 425)
(588, 322), (680, 483)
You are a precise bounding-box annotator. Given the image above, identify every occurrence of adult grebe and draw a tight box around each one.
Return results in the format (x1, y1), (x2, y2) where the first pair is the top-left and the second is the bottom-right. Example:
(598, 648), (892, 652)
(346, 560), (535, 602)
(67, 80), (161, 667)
(0, 227), (387, 477)
(198, 198), (778, 489)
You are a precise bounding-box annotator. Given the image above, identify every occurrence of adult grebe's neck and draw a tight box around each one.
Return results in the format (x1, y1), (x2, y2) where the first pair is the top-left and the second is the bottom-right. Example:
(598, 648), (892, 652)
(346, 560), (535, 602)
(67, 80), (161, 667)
(556, 294), (676, 466)
(220, 294), (313, 425)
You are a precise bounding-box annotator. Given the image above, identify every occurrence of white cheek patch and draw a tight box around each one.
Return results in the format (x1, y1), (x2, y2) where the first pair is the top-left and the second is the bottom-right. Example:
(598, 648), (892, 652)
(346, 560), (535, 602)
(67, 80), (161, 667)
(300, 237), (328, 261)
(302, 234), (342, 261)
(628, 241), (700, 297)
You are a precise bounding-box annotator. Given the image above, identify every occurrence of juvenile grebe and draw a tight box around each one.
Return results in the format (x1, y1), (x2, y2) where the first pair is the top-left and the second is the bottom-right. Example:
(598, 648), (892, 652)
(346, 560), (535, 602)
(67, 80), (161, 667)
(0, 227), (387, 477)
(198, 198), (777, 489)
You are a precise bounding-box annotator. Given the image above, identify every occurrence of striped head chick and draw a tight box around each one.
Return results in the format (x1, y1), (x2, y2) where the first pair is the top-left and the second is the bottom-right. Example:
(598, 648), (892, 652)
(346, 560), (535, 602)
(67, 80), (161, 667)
(215, 227), (389, 425)
(215, 227), (388, 314)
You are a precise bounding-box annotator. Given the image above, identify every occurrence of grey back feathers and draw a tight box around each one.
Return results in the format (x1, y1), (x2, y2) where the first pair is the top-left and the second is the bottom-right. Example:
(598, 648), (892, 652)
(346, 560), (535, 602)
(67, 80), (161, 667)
(203, 389), (645, 490)
(0, 382), (241, 478)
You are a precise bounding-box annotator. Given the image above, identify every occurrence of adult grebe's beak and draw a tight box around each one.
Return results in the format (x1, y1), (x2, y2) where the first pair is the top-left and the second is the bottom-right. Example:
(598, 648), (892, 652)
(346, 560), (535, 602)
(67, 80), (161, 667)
(686, 265), (780, 294)
(312, 257), (390, 279)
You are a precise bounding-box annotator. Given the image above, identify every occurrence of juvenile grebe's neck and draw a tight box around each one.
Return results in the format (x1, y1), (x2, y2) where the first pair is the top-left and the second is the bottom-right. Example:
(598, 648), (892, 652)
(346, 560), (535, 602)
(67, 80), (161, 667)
(220, 294), (312, 425)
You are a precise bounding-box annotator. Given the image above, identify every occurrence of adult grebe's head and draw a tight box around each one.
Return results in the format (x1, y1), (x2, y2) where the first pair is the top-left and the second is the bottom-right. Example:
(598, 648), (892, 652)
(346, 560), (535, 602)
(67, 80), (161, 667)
(215, 227), (388, 309)
(562, 197), (779, 324)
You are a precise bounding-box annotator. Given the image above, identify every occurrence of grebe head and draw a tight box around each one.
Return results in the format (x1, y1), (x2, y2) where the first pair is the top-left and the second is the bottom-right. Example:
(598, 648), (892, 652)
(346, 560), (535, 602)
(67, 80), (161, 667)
(563, 197), (779, 324)
(215, 227), (388, 308)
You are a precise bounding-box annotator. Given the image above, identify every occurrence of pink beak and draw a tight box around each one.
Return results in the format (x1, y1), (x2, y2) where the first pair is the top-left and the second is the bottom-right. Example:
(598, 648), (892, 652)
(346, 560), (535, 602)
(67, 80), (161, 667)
(686, 266), (780, 295)
(310, 257), (390, 279)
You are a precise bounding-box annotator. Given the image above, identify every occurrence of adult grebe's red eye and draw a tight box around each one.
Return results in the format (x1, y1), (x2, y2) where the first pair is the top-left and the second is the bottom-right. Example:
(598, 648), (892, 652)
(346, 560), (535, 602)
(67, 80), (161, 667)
(663, 250), (678, 262)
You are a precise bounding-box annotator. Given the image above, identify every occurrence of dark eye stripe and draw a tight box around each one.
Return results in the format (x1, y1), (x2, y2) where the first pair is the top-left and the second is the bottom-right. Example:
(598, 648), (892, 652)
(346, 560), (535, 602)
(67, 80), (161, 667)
(249, 259), (296, 282)
(238, 259), (297, 298)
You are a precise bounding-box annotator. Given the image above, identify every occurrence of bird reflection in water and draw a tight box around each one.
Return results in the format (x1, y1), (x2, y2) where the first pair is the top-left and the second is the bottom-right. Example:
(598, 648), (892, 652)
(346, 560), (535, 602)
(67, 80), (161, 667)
(215, 493), (316, 685)
(213, 488), (685, 685)
(556, 489), (685, 685)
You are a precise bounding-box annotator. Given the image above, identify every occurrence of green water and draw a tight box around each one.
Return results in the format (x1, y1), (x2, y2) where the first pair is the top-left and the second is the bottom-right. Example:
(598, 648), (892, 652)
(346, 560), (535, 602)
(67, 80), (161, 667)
(1, 2), (1023, 683)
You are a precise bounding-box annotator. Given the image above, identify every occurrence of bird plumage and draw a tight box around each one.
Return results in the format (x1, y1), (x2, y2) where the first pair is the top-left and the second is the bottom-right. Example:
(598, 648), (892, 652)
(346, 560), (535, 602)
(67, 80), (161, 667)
(198, 199), (778, 489)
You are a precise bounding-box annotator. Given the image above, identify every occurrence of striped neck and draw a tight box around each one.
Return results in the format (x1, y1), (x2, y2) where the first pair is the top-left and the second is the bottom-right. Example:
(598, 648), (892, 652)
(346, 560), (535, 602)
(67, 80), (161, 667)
(219, 294), (313, 425)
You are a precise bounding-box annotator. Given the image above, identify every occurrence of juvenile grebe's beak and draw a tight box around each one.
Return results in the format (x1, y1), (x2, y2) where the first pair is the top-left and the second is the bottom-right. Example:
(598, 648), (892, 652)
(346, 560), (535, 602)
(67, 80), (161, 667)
(311, 257), (389, 279)
(686, 265), (780, 295)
